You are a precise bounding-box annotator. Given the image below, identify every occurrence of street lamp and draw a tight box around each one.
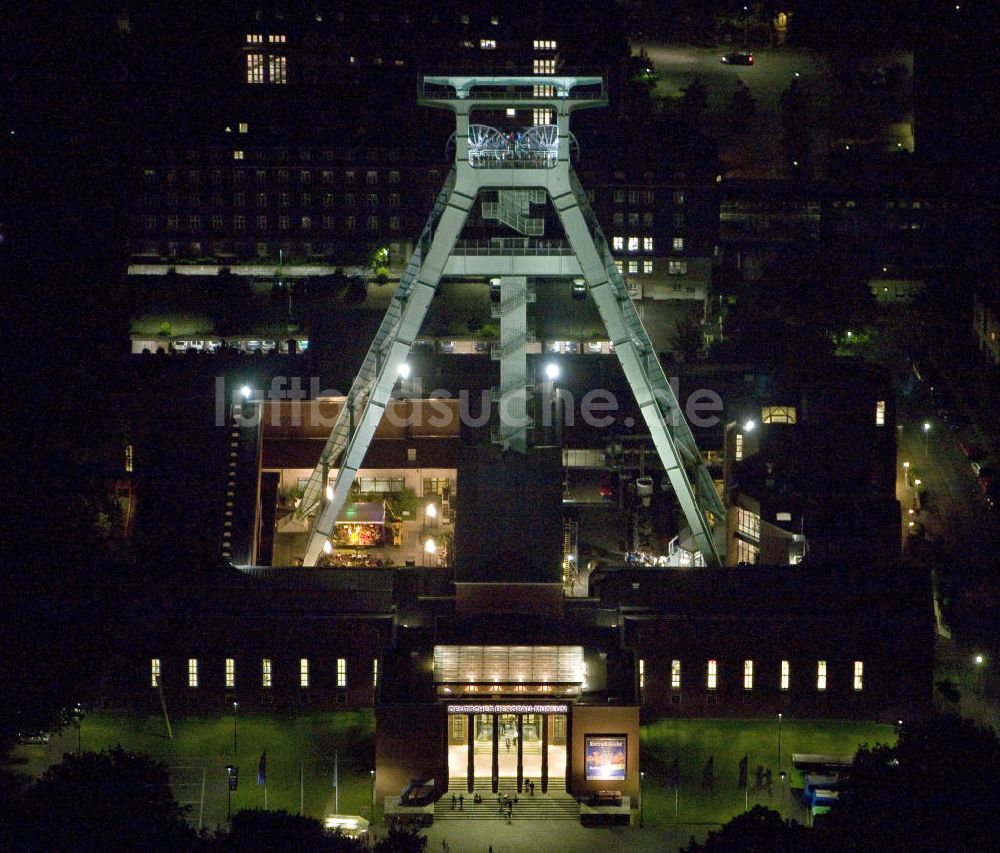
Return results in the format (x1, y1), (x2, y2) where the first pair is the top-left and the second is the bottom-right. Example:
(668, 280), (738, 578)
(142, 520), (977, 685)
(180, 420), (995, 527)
(240, 385), (252, 400)
(902, 461), (910, 491)
(370, 769), (376, 823)
(777, 712), (783, 773)
(544, 362), (560, 381)
(743, 419), (756, 432)
(233, 701), (239, 756)
(397, 362), (411, 380)
(73, 703), (84, 754)
(639, 770), (645, 827)
(923, 421), (931, 456)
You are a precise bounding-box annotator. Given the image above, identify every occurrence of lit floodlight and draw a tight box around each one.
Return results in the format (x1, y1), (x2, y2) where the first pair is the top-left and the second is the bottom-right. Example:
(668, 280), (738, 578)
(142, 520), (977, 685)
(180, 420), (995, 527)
(323, 541), (333, 555)
(743, 419), (756, 432)
(976, 654), (984, 665)
(545, 363), (560, 381)
(903, 461), (910, 469)
(426, 503), (437, 519)
(424, 538), (437, 554)
(923, 421), (930, 432)
(914, 478), (922, 486)
(398, 362), (411, 380)
(240, 385), (252, 399)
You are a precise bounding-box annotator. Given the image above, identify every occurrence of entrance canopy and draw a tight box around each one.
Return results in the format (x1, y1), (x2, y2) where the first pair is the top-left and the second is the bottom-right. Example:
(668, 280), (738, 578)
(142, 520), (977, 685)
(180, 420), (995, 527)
(433, 645), (583, 699)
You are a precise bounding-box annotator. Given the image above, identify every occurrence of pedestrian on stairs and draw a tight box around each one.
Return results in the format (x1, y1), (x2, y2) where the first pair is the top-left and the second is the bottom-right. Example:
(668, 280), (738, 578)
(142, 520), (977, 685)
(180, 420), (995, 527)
(459, 794), (464, 810)
(451, 794), (456, 810)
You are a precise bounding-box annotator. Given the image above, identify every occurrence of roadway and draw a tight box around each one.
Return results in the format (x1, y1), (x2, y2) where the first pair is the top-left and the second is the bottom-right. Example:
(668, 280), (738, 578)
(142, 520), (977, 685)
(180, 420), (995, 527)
(637, 43), (913, 178)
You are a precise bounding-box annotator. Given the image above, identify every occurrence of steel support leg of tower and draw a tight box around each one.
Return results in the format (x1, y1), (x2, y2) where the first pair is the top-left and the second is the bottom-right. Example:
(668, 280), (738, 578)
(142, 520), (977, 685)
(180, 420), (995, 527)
(498, 276), (529, 452)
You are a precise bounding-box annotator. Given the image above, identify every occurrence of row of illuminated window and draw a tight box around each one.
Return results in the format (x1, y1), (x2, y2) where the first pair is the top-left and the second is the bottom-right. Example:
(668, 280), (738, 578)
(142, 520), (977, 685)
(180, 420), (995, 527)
(201, 168), (402, 185)
(533, 58), (556, 74)
(612, 236), (656, 253)
(246, 54), (287, 85)
(638, 659), (864, 692)
(152, 657), (377, 690)
(611, 259), (690, 276)
(147, 148), (406, 166)
(246, 34), (286, 44)
(153, 215), (401, 233)
(153, 192), (403, 209)
(533, 39), (558, 50)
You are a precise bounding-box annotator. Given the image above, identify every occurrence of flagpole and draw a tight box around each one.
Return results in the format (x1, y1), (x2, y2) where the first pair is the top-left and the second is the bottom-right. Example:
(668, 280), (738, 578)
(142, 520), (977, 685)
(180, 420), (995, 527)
(335, 750), (339, 815)
(300, 759), (304, 815)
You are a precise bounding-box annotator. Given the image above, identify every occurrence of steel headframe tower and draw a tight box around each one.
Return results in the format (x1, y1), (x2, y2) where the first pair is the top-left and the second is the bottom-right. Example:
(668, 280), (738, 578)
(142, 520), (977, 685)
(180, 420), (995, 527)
(297, 75), (725, 567)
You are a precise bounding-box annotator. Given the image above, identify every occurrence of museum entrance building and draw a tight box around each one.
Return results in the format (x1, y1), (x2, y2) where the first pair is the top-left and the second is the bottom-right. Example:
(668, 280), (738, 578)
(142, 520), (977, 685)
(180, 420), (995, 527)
(438, 646), (575, 793)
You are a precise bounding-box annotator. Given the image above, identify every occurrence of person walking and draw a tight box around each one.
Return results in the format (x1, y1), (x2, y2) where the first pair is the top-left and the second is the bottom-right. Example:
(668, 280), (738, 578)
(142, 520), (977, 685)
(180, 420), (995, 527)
(451, 794), (456, 810)
(459, 794), (464, 810)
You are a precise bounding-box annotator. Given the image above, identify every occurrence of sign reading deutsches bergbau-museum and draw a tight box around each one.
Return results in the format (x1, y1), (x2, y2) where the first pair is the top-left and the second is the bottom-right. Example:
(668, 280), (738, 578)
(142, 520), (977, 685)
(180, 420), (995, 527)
(445, 704), (570, 715)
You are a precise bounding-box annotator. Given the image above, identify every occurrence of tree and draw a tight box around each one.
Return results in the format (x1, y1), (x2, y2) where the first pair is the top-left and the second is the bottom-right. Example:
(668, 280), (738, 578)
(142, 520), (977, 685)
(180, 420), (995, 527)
(215, 809), (362, 852)
(730, 82), (756, 127)
(680, 77), (710, 127)
(374, 825), (427, 853)
(816, 716), (1000, 853)
(20, 748), (196, 853)
(670, 314), (705, 362)
(680, 806), (810, 852)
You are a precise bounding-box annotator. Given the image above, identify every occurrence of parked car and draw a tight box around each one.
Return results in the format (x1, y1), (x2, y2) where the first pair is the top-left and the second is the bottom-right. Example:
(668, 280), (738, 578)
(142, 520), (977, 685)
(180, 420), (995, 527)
(439, 340), (455, 354)
(572, 279), (587, 300)
(722, 51), (754, 65)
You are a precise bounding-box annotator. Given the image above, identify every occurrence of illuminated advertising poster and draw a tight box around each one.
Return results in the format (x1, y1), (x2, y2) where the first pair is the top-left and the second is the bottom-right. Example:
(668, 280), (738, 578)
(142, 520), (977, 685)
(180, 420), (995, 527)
(584, 735), (627, 781)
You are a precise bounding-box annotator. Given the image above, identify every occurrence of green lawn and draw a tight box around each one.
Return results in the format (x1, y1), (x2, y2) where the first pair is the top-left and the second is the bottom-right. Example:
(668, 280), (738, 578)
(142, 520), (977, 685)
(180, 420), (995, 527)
(639, 718), (896, 827)
(11, 713), (894, 831)
(12, 711), (375, 830)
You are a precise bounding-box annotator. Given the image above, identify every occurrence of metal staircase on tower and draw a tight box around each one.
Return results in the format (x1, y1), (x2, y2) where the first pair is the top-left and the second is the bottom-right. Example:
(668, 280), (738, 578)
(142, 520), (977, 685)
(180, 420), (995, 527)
(296, 74), (725, 567)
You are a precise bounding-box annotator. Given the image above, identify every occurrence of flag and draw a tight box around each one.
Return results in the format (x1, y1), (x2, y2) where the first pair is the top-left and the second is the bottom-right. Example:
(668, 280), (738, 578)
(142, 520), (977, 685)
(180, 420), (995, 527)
(738, 755), (748, 789)
(257, 750), (267, 786)
(669, 758), (679, 789)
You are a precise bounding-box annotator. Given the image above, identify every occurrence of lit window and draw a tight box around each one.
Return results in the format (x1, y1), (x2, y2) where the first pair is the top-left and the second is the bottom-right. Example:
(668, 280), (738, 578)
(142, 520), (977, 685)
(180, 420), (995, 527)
(671, 659), (681, 690)
(628, 260), (638, 274)
(300, 658), (310, 688)
(707, 659), (717, 690)
(225, 658), (235, 688)
(246, 34), (263, 44)
(736, 538), (758, 564)
(151, 658), (161, 688)
(627, 237), (639, 252)
(744, 660), (754, 690)
(817, 660), (827, 691)
(613, 236), (624, 251)
(643, 237), (654, 252)
(781, 660), (790, 691)
(735, 432), (744, 461)
(480, 39), (496, 50)
(233, 150), (245, 161)
(737, 508), (760, 539)
(614, 260), (623, 273)
(301, 216), (311, 230)
(337, 657), (347, 688)
(668, 260), (688, 275)
(533, 39), (557, 50)
(643, 260), (653, 274)
(853, 661), (864, 691)
(533, 58), (556, 74)
(238, 122), (248, 134)
(761, 405), (797, 424)
(124, 444), (134, 473)
(876, 400), (885, 426)
(262, 658), (272, 688)
(373, 659), (379, 688)
(638, 658), (645, 689)
(268, 34), (287, 44)
(246, 54), (264, 84)
(269, 55), (287, 84)
(673, 237), (684, 251)
(188, 658), (198, 688)
(532, 108), (552, 125)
